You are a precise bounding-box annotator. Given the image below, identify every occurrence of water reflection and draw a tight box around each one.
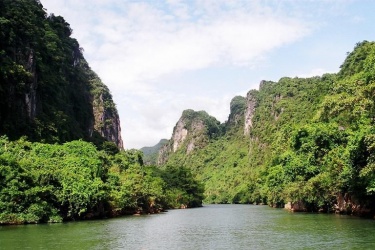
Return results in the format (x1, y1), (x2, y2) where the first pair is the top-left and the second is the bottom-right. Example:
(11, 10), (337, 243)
(1, 205), (375, 250)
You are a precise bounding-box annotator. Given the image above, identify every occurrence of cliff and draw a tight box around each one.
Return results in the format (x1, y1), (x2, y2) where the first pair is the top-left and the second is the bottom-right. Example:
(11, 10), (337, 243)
(157, 109), (222, 165)
(244, 90), (258, 135)
(157, 41), (375, 216)
(0, 0), (123, 148)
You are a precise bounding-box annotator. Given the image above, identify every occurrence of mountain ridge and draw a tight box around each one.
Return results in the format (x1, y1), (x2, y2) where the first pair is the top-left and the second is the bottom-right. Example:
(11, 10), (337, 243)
(155, 41), (375, 216)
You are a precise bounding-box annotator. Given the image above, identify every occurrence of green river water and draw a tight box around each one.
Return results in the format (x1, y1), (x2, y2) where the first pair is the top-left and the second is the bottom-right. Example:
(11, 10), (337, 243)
(1, 204), (375, 249)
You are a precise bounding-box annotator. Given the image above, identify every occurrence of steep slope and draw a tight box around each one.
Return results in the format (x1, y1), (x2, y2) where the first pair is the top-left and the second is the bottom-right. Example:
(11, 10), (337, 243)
(0, 1), (205, 225)
(158, 109), (223, 165)
(159, 41), (375, 216)
(258, 41), (375, 214)
(0, 0), (122, 148)
(160, 97), (251, 203)
(140, 139), (168, 165)
(159, 68), (335, 205)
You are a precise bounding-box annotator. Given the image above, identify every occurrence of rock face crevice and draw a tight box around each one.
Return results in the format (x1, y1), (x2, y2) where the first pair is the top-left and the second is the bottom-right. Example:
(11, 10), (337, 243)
(244, 90), (258, 135)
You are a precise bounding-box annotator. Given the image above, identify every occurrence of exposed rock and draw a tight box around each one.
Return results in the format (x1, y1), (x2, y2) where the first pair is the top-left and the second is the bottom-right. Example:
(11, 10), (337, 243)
(157, 142), (171, 165)
(170, 110), (214, 154)
(172, 119), (189, 152)
(284, 201), (307, 212)
(92, 91), (123, 148)
(0, 5), (123, 149)
(334, 193), (371, 216)
(244, 90), (257, 135)
(157, 109), (220, 164)
(186, 139), (195, 154)
(284, 194), (373, 216)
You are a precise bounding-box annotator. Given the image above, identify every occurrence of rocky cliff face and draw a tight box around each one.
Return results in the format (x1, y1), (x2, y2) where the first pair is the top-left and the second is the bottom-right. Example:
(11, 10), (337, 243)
(153, 42), (375, 214)
(157, 109), (221, 165)
(244, 90), (258, 135)
(172, 118), (190, 152)
(91, 79), (123, 148)
(0, 0), (123, 148)
(172, 113), (207, 154)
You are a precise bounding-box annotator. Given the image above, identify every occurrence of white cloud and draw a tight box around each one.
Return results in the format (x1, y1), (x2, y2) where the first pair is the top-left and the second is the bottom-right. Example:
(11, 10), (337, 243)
(40, 0), (318, 148)
(42, 0), (310, 85)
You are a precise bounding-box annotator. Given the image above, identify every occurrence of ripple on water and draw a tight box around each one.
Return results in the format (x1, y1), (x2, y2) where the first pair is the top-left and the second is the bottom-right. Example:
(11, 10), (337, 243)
(1, 204), (375, 250)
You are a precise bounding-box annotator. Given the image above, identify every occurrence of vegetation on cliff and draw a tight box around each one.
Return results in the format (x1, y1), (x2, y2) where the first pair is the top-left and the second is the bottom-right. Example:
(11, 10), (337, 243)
(0, 0), (122, 148)
(159, 41), (375, 216)
(2, 0), (375, 225)
(157, 109), (224, 165)
(141, 139), (168, 165)
(0, 0), (204, 224)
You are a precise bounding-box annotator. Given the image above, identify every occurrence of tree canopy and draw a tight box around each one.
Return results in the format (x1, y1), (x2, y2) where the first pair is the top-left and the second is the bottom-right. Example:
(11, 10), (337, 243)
(160, 41), (375, 216)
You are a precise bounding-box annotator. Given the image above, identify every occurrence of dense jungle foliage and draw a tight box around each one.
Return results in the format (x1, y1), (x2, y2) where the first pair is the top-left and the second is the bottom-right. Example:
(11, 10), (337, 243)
(161, 41), (375, 215)
(0, 137), (203, 224)
(3, 0), (375, 225)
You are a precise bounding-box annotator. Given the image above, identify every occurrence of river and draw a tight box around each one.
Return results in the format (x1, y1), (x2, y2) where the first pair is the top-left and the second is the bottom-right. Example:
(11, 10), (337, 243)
(1, 204), (375, 249)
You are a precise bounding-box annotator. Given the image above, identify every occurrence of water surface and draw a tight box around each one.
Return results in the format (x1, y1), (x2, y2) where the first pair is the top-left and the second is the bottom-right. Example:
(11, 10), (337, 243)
(1, 204), (375, 249)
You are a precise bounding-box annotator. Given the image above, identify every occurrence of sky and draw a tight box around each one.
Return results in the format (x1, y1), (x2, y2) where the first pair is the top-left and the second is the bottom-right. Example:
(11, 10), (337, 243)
(40, 0), (375, 149)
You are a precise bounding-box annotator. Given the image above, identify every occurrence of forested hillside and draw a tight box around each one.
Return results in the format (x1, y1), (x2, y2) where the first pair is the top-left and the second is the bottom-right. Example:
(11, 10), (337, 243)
(2, 0), (375, 225)
(141, 139), (168, 165)
(0, 0), (122, 148)
(159, 41), (375, 216)
(0, 0), (204, 224)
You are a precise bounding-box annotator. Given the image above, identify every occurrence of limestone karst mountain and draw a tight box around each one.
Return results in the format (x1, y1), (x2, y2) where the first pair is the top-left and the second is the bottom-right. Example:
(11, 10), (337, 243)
(0, 0), (123, 148)
(154, 41), (375, 216)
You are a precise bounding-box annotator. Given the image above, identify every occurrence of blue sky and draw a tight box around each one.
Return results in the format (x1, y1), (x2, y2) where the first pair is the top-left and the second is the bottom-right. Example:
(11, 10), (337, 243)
(40, 0), (375, 149)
